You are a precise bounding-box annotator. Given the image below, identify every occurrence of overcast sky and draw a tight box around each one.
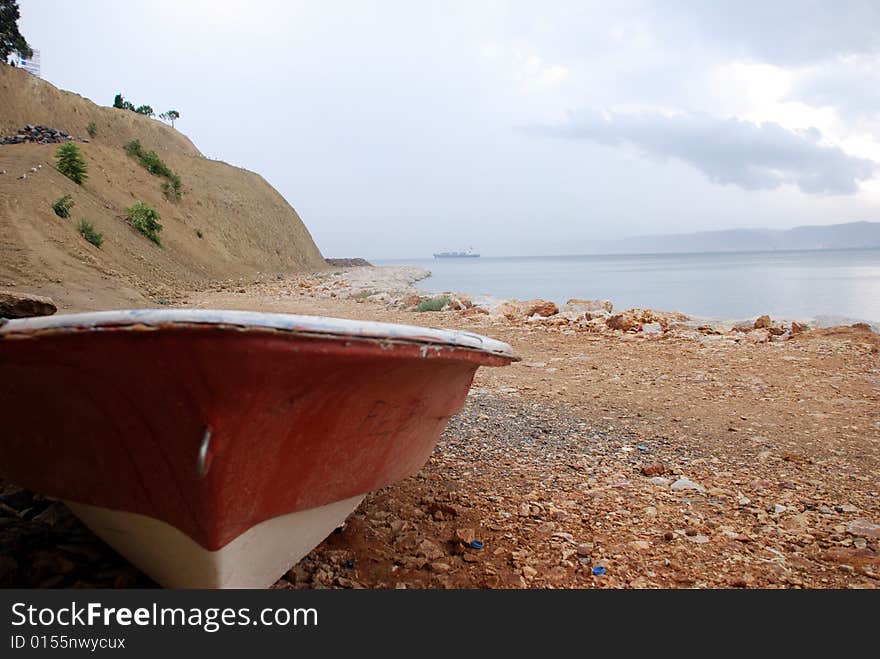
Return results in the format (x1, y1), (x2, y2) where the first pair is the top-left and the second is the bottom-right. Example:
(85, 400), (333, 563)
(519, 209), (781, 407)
(19, 0), (880, 257)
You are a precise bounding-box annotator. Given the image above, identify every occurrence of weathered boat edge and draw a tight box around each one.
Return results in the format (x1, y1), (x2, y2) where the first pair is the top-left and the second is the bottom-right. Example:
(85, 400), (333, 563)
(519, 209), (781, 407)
(0, 308), (518, 360)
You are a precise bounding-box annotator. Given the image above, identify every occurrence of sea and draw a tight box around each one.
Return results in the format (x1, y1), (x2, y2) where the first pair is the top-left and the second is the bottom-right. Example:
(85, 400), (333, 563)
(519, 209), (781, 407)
(376, 248), (880, 326)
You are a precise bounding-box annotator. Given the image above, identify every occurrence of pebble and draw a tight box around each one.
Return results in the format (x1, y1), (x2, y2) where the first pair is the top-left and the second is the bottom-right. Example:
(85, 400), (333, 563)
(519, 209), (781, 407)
(640, 462), (666, 476)
(847, 519), (880, 539)
(649, 477), (671, 487)
(671, 477), (704, 492)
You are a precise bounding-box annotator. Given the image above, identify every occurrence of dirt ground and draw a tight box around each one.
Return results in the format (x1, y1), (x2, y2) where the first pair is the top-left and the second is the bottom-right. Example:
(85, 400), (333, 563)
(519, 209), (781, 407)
(1, 273), (878, 589)
(187, 279), (880, 589)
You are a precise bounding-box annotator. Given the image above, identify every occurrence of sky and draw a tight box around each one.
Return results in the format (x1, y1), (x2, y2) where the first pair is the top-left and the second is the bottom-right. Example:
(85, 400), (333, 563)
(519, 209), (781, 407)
(17, 0), (880, 258)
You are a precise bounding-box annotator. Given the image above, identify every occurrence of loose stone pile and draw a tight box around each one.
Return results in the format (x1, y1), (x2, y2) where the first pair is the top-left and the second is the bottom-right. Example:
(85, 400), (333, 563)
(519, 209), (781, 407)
(0, 124), (78, 145)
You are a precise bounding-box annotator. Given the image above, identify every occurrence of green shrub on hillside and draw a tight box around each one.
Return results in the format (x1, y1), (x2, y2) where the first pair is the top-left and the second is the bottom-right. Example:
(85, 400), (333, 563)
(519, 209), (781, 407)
(86, 122), (97, 138)
(77, 218), (103, 248)
(52, 194), (74, 218)
(124, 140), (182, 200)
(161, 178), (181, 201)
(416, 295), (451, 312)
(55, 143), (87, 185)
(126, 201), (163, 246)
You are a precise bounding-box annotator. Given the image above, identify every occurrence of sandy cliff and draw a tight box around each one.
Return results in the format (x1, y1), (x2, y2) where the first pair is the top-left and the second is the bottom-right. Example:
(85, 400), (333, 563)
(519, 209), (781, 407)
(0, 65), (326, 311)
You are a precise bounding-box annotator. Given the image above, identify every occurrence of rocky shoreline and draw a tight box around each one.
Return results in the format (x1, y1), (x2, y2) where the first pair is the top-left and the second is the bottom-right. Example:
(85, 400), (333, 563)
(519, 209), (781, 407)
(269, 265), (877, 343)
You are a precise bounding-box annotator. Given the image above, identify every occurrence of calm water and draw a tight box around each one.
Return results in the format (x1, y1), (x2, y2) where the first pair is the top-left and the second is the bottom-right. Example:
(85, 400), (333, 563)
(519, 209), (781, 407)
(376, 249), (880, 323)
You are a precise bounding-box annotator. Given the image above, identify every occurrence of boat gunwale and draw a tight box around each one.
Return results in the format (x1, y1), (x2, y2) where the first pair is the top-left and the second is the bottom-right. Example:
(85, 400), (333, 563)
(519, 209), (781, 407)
(0, 309), (519, 360)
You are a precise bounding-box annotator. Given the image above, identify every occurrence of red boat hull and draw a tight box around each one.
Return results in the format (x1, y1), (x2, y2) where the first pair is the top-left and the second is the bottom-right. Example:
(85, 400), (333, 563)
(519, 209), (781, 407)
(0, 321), (509, 552)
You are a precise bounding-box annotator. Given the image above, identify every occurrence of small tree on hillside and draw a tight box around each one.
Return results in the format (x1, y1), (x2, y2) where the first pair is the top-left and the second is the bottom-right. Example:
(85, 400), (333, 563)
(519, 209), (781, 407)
(55, 143), (88, 185)
(113, 93), (125, 109)
(135, 105), (154, 117)
(159, 110), (180, 128)
(0, 0), (32, 62)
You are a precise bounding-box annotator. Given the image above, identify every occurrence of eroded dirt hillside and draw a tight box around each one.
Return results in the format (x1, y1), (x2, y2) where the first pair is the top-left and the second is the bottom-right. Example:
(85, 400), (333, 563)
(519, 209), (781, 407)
(0, 65), (326, 310)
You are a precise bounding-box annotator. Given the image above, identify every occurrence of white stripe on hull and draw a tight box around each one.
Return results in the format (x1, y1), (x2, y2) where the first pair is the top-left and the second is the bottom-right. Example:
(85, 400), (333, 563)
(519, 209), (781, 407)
(65, 496), (365, 588)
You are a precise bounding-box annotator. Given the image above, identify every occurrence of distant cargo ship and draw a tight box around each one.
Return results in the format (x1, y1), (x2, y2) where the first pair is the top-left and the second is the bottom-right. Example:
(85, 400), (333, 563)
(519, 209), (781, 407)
(434, 248), (480, 258)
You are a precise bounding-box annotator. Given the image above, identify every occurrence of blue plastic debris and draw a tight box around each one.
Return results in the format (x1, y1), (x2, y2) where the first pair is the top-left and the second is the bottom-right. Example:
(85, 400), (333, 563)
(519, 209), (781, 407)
(469, 540), (485, 550)
(592, 566), (606, 576)
(637, 445), (648, 452)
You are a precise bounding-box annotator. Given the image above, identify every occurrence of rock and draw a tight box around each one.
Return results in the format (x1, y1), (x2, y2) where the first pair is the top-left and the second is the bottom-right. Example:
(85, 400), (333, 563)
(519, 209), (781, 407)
(640, 462), (667, 476)
(0, 290), (57, 319)
(524, 299), (559, 318)
(454, 528), (476, 545)
(753, 315), (772, 329)
(576, 543), (594, 557)
(566, 298), (613, 314)
(772, 504), (787, 514)
(790, 321), (808, 334)
(782, 513), (809, 533)
(847, 519), (880, 539)
(429, 562), (451, 573)
(641, 322), (663, 335)
(630, 540), (651, 551)
(492, 300), (524, 321)
(823, 547), (880, 567)
(649, 476), (671, 487)
(399, 294), (423, 309)
(325, 258), (372, 267)
(671, 477), (704, 492)
(460, 306), (489, 317)
(688, 535), (710, 544)
(521, 565), (538, 579)
(607, 308), (690, 332)
(743, 329), (770, 344)
(415, 539), (445, 560)
(606, 310), (642, 332)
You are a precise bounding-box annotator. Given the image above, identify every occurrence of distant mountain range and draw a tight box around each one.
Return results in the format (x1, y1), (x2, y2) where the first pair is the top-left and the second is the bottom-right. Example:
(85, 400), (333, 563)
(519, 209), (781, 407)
(593, 221), (880, 254)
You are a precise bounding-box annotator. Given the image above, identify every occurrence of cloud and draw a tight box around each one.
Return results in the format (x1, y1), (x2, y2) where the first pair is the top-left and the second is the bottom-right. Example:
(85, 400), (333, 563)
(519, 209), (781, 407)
(529, 110), (877, 195)
(788, 56), (880, 121)
(671, 0), (880, 65)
